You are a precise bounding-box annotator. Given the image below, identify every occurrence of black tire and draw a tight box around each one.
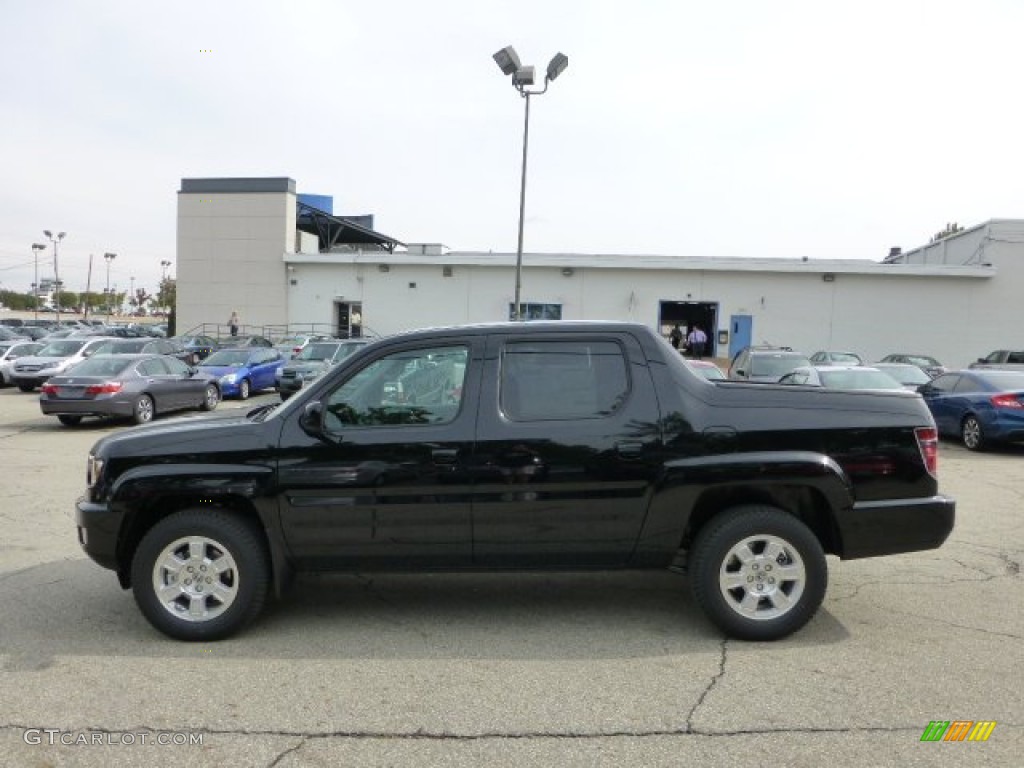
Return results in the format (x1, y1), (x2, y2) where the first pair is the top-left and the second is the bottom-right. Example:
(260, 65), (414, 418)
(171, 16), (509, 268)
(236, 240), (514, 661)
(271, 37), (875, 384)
(238, 378), (251, 400)
(131, 509), (270, 641)
(132, 394), (155, 424)
(689, 505), (827, 641)
(961, 415), (986, 451)
(18, 383), (35, 393)
(279, 392), (291, 401)
(200, 383), (220, 412)
(57, 415), (83, 426)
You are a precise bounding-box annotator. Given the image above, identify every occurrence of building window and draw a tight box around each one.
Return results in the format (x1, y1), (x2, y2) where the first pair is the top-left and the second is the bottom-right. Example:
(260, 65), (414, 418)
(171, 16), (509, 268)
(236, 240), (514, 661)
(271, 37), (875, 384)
(508, 303), (562, 321)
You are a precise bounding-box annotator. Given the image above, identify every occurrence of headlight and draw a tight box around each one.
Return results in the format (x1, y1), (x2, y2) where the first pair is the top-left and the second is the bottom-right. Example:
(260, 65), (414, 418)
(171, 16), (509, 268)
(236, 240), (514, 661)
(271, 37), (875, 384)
(87, 453), (104, 488)
(221, 373), (238, 384)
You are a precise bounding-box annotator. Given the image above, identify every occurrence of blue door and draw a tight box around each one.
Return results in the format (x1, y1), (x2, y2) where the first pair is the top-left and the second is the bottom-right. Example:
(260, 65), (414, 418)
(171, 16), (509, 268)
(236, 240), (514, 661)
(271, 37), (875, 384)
(729, 315), (752, 360)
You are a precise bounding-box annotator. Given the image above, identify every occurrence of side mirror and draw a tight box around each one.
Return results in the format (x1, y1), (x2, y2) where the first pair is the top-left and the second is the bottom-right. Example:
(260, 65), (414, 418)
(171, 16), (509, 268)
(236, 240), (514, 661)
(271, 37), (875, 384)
(299, 401), (325, 438)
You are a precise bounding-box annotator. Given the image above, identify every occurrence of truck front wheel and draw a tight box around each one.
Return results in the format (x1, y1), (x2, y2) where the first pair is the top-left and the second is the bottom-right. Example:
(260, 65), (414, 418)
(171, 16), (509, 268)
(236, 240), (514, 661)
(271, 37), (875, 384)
(689, 505), (827, 641)
(131, 509), (269, 641)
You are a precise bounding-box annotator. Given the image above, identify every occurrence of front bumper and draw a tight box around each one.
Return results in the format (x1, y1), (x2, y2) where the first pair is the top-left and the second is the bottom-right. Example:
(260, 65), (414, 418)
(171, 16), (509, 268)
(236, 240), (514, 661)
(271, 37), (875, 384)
(11, 373), (53, 388)
(75, 497), (121, 572)
(838, 495), (955, 559)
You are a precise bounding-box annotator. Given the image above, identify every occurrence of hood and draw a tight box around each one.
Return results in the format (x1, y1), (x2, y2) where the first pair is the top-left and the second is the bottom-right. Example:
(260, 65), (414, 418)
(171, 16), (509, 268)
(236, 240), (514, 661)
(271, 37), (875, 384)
(283, 361), (328, 374)
(197, 364), (249, 377)
(91, 411), (274, 461)
(14, 355), (76, 367)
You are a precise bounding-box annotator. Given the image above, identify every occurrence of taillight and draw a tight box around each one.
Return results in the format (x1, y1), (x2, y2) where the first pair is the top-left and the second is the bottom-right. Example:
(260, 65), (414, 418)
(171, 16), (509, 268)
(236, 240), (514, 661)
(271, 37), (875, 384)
(991, 394), (1024, 409)
(41, 383), (58, 395)
(915, 426), (939, 477)
(85, 381), (123, 394)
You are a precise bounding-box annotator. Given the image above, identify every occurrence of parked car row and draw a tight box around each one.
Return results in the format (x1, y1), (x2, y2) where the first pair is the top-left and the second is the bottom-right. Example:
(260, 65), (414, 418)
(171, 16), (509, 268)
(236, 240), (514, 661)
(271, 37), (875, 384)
(0, 332), (358, 428)
(716, 345), (1024, 453)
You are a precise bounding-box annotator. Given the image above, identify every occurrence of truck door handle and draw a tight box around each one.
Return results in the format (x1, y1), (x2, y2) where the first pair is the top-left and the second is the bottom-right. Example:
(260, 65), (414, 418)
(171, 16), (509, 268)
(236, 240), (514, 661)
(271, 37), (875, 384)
(616, 441), (643, 458)
(432, 448), (458, 465)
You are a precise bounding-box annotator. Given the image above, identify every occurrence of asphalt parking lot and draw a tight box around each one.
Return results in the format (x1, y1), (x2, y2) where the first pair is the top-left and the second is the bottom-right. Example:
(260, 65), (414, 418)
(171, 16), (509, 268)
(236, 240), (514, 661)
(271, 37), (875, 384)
(0, 385), (1021, 767)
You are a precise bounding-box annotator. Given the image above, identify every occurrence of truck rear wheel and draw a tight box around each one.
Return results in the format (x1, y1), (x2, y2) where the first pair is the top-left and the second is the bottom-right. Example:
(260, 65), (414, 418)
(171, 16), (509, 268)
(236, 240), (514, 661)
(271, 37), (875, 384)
(689, 505), (827, 641)
(131, 509), (269, 641)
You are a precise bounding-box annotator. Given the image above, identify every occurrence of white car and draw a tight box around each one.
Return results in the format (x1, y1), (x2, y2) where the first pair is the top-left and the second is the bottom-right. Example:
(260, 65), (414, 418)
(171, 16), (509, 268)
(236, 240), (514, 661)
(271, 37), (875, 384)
(0, 341), (44, 386)
(10, 337), (114, 392)
(778, 365), (906, 391)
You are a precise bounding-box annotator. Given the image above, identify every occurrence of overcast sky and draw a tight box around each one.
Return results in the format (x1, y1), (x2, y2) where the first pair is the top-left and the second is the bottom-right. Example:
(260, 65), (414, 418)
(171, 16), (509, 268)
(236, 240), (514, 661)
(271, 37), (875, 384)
(2, 0), (1021, 298)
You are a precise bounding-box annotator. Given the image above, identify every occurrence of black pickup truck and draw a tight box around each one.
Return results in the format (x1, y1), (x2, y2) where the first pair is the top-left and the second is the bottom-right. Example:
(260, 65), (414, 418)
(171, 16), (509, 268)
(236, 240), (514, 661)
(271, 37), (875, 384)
(75, 322), (955, 642)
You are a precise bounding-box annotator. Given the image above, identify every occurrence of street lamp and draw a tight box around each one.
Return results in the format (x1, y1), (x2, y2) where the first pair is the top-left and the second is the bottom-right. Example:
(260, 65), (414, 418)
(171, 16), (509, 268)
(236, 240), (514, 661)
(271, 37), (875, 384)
(31, 243), (46, 320)
(129, 275), (135, 315)
(493, 46), (569, 320)
(160, 260), (172, 316)
(43, 231), (66, 326)
(104, 253), (117, 322)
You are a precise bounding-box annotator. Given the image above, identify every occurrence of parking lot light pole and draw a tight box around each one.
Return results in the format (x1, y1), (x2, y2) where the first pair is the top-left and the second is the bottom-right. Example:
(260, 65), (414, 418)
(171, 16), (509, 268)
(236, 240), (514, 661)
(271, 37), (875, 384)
(104, 253), (117, 322)
(31, 243), (46, 320)
(493, 46), (569, 321)
(43, 231), (66, 326)
(160, 260), (171, 315)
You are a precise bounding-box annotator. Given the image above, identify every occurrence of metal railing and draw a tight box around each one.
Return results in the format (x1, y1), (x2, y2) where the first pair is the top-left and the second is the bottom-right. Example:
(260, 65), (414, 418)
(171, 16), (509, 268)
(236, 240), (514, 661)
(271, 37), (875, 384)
(179, 322), (380, 345)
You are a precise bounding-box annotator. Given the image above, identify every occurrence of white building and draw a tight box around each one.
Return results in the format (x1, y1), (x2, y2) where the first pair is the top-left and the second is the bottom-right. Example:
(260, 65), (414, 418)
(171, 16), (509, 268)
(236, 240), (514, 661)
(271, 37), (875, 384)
(177, 177), (1019, 368)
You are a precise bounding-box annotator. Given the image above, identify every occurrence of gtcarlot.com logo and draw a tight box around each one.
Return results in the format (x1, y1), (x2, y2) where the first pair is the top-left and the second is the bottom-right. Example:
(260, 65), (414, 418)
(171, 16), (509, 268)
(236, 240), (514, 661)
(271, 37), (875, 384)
(920, 720), (996, 742)
(23, 729), (204, 746)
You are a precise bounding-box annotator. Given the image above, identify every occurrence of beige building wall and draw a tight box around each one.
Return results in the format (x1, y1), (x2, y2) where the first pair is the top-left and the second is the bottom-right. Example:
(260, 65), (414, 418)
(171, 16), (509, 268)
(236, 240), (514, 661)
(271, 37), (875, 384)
(176, 177), (295, 337)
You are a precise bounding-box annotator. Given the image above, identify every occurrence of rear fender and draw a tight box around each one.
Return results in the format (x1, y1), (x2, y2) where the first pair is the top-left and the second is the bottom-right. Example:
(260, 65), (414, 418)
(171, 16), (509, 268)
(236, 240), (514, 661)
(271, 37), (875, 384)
(634, 451), (853, 562)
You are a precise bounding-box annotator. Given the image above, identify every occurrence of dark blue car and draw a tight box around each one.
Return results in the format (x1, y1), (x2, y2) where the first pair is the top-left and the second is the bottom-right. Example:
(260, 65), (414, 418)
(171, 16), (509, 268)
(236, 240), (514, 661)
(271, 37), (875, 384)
(196, 347), (284, 399)
(918, 370), (1024, 451)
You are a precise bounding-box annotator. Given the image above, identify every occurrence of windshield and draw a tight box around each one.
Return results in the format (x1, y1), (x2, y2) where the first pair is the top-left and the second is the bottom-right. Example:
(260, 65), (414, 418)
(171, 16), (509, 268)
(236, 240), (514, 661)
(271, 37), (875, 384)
(878, 365), (930, 385)
(202, 350), (251, 367)
(905, 355), (940, 367)
(37, 340), (87, 357)
(66, 357), (134, 377)
(977, 371), (1024, 390)
(819, 369), (904, 389)
(751, 356), (810, 377)
(95, 340), (146, 354)
(829, 352), (861, 364)
(295, 343), (339, 362)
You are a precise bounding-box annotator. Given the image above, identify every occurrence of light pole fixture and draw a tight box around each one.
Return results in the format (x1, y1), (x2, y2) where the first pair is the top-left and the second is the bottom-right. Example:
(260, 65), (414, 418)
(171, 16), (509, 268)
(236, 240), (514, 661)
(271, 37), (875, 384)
(31, 243), (46, 320)
(43, 230), (66, 326)
(129, 275), (135, 315)
(104, 253), (117, 321)
(493, 45), (568, 320)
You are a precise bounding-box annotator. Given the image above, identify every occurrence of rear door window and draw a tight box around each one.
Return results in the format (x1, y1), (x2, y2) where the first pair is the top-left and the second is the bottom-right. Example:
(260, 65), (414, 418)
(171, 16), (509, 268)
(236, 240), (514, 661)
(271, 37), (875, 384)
(499, 340), (629, 421)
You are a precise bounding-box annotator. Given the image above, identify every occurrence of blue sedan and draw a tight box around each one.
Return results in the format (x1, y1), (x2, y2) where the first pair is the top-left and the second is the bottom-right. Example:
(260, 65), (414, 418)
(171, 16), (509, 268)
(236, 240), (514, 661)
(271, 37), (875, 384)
(918, 370), (1024, 451)
(196, 347), (284, 399)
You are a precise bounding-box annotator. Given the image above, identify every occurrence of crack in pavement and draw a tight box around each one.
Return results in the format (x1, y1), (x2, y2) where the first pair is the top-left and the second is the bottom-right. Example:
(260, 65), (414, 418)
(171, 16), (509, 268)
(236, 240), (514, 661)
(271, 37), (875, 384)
(828, 572), (1004, 602)
(4, 721), (1020, 742)
(267, 736), (307, 767)
(685, 637), (727, 733)
(883, 609), (1024, 640)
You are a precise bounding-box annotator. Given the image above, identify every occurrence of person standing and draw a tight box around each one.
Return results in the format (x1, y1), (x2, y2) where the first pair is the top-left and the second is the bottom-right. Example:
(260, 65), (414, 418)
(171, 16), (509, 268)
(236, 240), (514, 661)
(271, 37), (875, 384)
(228, 310), (240, 337)
(687, 324), (707, 359)
(669, 324), (683, 351)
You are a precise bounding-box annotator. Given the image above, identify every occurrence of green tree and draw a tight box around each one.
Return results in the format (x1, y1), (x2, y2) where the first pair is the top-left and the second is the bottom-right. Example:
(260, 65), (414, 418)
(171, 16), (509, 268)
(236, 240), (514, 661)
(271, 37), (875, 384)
(156, 277), (176, 314)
